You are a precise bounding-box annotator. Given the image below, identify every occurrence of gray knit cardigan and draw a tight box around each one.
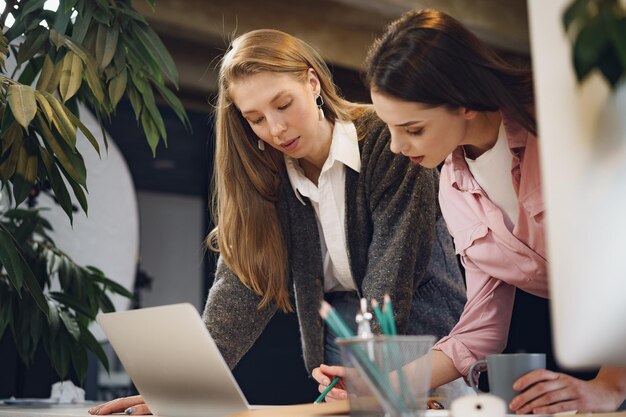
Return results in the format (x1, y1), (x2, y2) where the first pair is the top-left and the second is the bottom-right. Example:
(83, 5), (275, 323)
(203, 110), (466, 372)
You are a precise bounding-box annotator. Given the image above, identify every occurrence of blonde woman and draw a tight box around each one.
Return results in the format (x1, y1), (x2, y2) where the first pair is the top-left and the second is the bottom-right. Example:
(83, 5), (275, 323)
(89, 29), (466, 415)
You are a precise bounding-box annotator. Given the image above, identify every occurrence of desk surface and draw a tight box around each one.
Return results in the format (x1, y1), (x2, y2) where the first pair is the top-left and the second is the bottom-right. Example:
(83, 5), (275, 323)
(0, 404), (92, 417)
(1, 403), (624, 417)
(0, 400), (350, 417)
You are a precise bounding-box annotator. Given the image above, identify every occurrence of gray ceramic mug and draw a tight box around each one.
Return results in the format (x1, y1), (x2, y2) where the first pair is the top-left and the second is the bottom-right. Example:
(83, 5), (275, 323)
(468, 353), (546, 411)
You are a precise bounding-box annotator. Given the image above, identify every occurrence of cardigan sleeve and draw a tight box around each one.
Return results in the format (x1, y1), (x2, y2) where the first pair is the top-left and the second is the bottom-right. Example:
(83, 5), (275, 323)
(356, 118), (440, 333)
(202, 256), (278, 369)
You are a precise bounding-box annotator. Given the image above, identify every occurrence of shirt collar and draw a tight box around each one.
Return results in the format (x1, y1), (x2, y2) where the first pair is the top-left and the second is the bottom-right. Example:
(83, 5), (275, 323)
(446, 112), (530, 192)
(285, 120), (360, 204)
(328, 120), (361, 173)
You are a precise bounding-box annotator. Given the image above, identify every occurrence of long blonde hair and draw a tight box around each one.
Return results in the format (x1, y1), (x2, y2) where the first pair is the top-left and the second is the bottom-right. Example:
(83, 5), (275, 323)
(208, 29), (367, 312)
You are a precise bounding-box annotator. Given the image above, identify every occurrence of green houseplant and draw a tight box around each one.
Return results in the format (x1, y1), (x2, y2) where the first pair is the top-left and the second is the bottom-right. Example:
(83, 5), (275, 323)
(563, 0), (626, 88)
(0, 0), (189, 385)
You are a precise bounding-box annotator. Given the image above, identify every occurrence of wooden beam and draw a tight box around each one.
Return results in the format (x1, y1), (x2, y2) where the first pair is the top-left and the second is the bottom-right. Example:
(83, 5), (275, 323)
(133, 0), (388, 71)
(329, 0), (530, 53)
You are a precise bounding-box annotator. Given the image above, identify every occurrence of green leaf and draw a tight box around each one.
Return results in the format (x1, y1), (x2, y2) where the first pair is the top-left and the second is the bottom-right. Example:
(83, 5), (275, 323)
(29, 307), (44, 354)
(88, 268), (133, 298)
(96, 23), (119, 69)
(144, 0), (156, 11)
(4, 16), (26, 43)
(59, 51), (84, 102)
(112, 36), (127, 74)
(130, 23), (179, 85)
(92, 3), (112, 26)
(597, 45), (623, 87)
(35, 113), (86, 187)
(1, 122), (22, 154)
(13, 142), (38, 205)
(21, 0), (46, 17)
(0, 227), (24, 291)
(0, 286), (13, 338)
(0, 223), (49, 318)
(108, 68), (127, 108)
(0, 124), (23, 181)
(52, 0), (73, 34)
(80, 322), (109, 371)
(604, 13), (626, 70)
(0, 32), (9, 69)
(17, 55), (45, 86)
(563, 0), (591, 31)
(48, 31), (105, 103)
(124, 33), (162, 80)
(12, 206), (38, 244)
(36, 54), (62, 92)
(50, 330), (71, 379)
(59, 164), (89, 214)
(59, 310), (81, 341)
(43, 92), (77, 149)
(49, 29), (64, 51)
(118, 2), (147, 24)
(13, 297), (40, 364)
(39, 147), (75, 221)
(141, 110), (160, 156)
(65, 105), (101, 156)
(131, 72), (166, 141)
(152, 80), (191, 129)
(34, 91), (54, 123)
(99, 293), (115, 313)
(47, 300), (61, 335)
(70, 343), (88, 385)
(7, 85), (37, 129)
(65, 0), (78, 13)
(49, 291), (94, 318)
(83, 57), (106, 104)
(16, 26), (49, 66)
(127, 85), (143, 121)
(573, 18), (609, 81)
(71, 2), (94, 44)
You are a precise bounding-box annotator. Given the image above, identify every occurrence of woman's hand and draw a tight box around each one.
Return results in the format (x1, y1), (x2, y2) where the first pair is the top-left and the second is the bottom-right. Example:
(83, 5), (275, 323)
(312, 364), (348, 402)
(88, 395), (151, 415)
(509, 367), (626, 414)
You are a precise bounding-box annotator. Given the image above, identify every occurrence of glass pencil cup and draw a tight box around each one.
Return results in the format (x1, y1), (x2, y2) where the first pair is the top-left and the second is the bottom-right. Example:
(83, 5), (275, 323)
(337, 335), (435, 417)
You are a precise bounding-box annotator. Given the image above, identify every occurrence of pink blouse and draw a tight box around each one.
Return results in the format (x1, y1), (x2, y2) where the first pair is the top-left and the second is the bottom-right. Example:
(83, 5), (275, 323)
(432, 115), (548, 376)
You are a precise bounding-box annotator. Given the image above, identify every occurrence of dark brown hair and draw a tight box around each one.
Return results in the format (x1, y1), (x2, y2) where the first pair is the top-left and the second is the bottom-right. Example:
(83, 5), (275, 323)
(366, 9), (536, 136)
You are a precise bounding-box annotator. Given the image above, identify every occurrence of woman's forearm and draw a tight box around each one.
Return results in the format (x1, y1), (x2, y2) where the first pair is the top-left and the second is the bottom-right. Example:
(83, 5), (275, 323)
(430, 349), (463, 389)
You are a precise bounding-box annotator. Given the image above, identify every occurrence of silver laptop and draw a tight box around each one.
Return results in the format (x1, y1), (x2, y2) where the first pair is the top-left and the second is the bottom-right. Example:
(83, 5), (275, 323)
(97, 303), (254, 417)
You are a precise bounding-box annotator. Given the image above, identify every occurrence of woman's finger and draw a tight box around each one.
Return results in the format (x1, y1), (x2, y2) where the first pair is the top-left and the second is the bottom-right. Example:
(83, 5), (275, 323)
(123, 403), (152, 415)
(88, 396), (145, 415)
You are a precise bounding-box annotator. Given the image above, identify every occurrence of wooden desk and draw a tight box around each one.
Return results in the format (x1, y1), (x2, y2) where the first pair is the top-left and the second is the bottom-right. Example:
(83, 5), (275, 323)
(0, 400), (349, 417)
(1, 403), (624, 417)
(0, 404), (93, 417)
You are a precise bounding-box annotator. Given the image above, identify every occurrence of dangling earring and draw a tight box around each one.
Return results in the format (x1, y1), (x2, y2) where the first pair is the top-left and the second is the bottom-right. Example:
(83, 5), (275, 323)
(315, 95), (324, 121)
(257, 139), (265, 151)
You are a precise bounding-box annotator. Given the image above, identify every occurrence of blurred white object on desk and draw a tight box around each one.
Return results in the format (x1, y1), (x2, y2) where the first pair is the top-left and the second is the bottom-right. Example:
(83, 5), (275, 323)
(451, 394), (505, 417)
(50, 381), (85, 404)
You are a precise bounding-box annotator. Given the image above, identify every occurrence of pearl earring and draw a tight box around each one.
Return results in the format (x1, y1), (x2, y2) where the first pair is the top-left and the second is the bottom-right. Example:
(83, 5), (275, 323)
(257, 139), (265, 151)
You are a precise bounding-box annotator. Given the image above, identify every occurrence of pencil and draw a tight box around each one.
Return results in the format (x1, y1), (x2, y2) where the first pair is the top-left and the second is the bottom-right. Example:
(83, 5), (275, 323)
(371, 299), (390, 335)
(383, 294), (397, 335)
(314, 376), (341, 403)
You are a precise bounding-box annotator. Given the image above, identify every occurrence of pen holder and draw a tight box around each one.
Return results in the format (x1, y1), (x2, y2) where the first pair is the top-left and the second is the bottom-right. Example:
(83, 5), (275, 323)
(338, 335), (435, 417)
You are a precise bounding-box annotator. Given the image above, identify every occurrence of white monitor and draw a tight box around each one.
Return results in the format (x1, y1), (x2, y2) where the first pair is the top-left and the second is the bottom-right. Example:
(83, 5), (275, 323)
(528, 0), (626, 368)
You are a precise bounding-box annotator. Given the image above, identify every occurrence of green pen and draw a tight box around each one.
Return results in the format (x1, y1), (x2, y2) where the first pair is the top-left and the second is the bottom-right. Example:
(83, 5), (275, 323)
(314, 376), (341, 403)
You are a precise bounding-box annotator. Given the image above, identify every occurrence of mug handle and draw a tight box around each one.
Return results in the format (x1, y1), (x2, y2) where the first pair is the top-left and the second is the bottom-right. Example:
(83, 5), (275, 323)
(468, 359), (488, 392)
